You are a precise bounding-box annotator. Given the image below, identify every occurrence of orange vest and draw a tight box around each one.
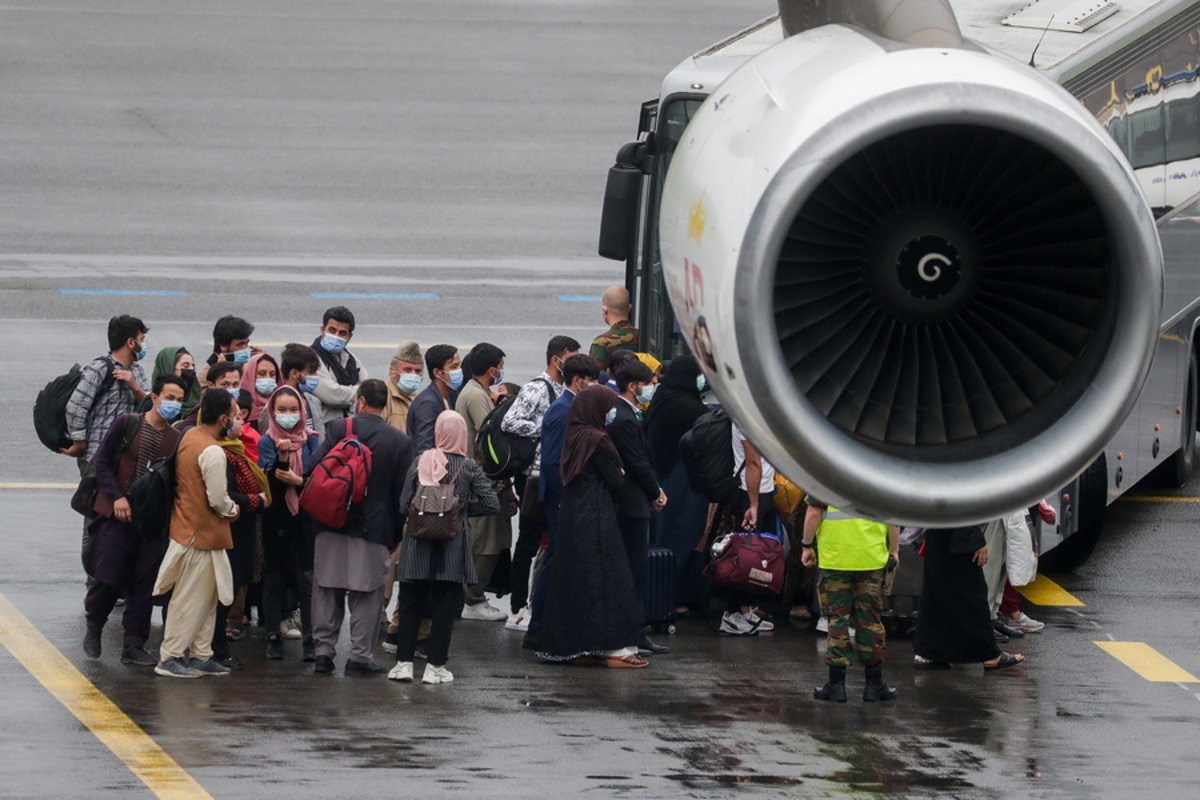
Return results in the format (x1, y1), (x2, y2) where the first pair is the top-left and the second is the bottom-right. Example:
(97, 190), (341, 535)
(169, 427), (233, 550)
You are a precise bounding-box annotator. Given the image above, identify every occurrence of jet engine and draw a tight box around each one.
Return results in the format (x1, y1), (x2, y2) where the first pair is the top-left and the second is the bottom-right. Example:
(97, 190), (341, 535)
(659, 11), (1163, 525)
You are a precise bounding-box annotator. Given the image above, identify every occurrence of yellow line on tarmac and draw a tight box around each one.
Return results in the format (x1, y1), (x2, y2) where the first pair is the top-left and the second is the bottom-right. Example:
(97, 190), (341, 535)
(1095, 641), (1200, 683)
(0, 482), (76, 489)
(1016, 574), (1085, 607)
(0, 591), (213, 800)
(1119, 495), (1200, 503)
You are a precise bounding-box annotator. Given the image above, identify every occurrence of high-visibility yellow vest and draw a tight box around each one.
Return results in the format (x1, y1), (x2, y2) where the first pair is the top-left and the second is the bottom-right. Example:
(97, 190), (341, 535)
(816, 507), (889, 571)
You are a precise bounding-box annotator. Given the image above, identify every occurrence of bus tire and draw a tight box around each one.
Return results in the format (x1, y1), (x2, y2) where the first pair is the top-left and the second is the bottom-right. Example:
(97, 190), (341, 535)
(1164, 349), (1199, 488)
(1039, 453), (1106, 573)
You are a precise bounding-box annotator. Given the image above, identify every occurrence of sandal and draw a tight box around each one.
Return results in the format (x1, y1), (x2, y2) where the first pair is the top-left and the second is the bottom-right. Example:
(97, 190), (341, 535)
(983, 652), (1025, 672)
(225, 627), (244, 642)
(604, 654), (649, 669)
(913, 655), (951, 670)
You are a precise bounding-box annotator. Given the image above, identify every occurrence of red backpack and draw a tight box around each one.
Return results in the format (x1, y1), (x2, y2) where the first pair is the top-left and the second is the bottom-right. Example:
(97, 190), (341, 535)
(299, 418), (373, 529)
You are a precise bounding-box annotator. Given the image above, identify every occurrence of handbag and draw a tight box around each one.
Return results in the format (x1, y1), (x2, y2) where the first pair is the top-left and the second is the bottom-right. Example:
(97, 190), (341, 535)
(70, 415), (141, 518)
(705, 531), (786, 596)
(406, 461), (465, 543)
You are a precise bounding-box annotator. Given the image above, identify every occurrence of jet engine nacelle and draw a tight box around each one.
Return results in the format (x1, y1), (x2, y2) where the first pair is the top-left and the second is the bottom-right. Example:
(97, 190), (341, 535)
(659, 25), (1163, 525)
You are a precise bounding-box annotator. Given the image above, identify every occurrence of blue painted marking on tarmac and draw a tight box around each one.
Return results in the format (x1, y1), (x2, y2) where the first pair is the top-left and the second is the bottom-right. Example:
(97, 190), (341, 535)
(559, 294), (602, 302)
(59, 288), (189, 297)
(310, 292), (439, 300)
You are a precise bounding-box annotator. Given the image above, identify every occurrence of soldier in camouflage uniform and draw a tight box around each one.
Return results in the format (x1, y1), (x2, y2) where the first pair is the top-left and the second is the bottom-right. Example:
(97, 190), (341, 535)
(589, 285), (639, 369)
(801, 499), (899, 702)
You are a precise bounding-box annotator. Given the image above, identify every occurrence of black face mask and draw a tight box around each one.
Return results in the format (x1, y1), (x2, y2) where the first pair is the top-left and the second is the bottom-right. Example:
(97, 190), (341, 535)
(180, 368), (197, 384)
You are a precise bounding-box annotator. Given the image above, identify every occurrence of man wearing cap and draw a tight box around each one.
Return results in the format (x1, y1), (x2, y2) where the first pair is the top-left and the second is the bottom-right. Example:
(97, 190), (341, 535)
(384, 341), (424, 433)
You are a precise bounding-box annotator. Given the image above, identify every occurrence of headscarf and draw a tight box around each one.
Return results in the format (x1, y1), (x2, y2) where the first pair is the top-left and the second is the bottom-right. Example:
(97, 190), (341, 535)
(152, 346), (201, 415)
(265, 385), (309, 514)
(240, 353), (280, 430)
(560, 385), (622, 486)
(417, 410), (469, 486)
(645, 353), (707, 476)
(217, 419), (272, 507)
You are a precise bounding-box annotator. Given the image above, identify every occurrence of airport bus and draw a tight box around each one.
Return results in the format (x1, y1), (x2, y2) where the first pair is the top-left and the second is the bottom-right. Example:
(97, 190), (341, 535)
(598, 0), (1200, 569)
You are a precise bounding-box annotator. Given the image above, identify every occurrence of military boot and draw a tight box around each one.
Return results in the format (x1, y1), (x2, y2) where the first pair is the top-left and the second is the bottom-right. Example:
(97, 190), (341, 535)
(813, 665), (847, 702)
(863, 666), (898, 702)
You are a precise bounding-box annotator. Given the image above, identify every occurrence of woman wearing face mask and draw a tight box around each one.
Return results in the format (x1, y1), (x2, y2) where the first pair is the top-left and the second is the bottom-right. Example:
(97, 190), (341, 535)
(644, 353), (712, 615)
(535, 386), (647, 669)
(209, 398), (271, 670)
(257, 386), (320, 662)
(239, 353), (280, 433)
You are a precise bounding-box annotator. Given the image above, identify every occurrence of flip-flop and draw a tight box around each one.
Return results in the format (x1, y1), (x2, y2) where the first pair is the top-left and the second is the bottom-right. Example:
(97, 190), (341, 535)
(604, 654), (649, 669)
(983, 652), (1025, 672)
(913, 655), (951, 670)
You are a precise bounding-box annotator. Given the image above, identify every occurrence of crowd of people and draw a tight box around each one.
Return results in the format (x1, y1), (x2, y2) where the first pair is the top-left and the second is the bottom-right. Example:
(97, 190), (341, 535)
(60, 286), (1045, 694)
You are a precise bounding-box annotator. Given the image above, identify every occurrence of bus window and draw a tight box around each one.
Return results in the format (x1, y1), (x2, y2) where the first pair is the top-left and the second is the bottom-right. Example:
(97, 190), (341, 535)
(1165, 87), (1200, 163)
(1129, 102), (1165, 169)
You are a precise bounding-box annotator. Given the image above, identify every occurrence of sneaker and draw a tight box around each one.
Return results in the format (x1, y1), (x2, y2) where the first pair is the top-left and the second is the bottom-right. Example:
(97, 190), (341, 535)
(281, 610), (303, 640)
(313, 655), (335, 674)
(216, 656), (244, 671)
(381, 631), (399, 654)
(421, 664), (454, 685)
(155, 658), (204, 679)
(344, 658), (386, 676)
(266, 635), (284, 660)
(720, 612), (758, 636)
(744, 610), (774, 633)
(388, 661), (414, 682)
(1009, 612), (1046, 633)
(462, 601), (508, 621)
(189, 657), (232, 676)
(120, 645), (157, 666)
(505, 606), (532, 632)
(816, 616), (829, 633)
(83, 628), (102, 659)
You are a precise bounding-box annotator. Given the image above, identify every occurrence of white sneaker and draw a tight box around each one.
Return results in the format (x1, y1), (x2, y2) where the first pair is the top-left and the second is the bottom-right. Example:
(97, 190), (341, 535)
(281, 610), (303, 640)
(744, 610), (774, 633)
(505, 606), (531, 632)
(720, 612), (758, 636)
(1009, 612), (1045, 633)
(462, 601), (508, 621)
(388, 661), (414, 682)
(816, 616), (829, 633)
(422, 664), (454, 684)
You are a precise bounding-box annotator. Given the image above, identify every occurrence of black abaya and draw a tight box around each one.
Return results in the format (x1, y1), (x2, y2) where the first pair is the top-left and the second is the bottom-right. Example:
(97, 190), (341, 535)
(913, 526), (1001, 664)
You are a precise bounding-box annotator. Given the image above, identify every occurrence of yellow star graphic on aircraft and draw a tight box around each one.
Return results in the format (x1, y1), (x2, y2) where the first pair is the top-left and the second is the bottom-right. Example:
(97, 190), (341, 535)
(688, 194), (708, 243)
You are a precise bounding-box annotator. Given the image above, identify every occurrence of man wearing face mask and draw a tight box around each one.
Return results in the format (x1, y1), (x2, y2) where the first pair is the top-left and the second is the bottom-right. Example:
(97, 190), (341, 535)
(609, 359), (669, 655)
(311, 306), (367, 429)
(384, 341), (423, 433)
(406, 344), (461, 453)
(82, 375), (186, 666)
(63, 315), (152, 579)
(176, 361), (243, 432)
(153, 389), (246, 678)
(198, 315), (255, 385)
(499, 335), (580, 632)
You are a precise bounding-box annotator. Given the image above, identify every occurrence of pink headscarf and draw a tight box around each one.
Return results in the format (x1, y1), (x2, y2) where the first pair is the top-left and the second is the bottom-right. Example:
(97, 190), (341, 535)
(265, 385), (308, 514)
(417, 410), (468, 486)
(241, 352), (280, 430)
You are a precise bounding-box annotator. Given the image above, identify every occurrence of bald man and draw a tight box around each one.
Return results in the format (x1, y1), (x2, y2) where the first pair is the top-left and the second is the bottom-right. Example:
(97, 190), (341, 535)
(590, 285), (639, 369)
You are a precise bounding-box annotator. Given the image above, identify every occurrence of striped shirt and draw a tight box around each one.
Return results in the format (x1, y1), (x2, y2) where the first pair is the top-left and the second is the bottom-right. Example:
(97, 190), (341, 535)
(65, 356), (149, 463)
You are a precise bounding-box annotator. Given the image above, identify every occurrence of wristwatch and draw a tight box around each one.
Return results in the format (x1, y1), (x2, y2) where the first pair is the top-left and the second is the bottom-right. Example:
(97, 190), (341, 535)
(800, 541), (815, 549)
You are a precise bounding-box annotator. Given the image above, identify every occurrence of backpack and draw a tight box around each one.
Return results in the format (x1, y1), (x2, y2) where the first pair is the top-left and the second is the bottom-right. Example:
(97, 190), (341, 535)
(299, 418), (373, 529)
(476, 377), (557, 480)
(678, 409), (742, 503)
(405, 460), (465, 543)
(128, 438), (179, 542)
(70, 415), (141, 517)
(34, 357), (116, 452)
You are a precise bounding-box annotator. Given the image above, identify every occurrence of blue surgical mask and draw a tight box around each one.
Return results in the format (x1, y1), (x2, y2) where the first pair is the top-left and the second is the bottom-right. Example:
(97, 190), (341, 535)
(157, 399), (181, 421)
(226, 387), (241, 400)
(231, 347), (251, 364)
(301, 375), (320, 394)
(604, 408), (617, 426)
(321, 333), (347, 354)
(398, 373), (421, 394)
(133, 341), (147, 361)
(255, 378), (277, 396)
(696, 375), (708, 393)
(495, 368), (505, 384)
(636, 384), (657, 404)
(275, 412), (301, 431)
(448, 368), (464, 390)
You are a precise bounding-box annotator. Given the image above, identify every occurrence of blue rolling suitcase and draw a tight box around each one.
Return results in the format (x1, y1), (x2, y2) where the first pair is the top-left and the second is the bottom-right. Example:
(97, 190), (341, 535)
(644, 546), (677, 634)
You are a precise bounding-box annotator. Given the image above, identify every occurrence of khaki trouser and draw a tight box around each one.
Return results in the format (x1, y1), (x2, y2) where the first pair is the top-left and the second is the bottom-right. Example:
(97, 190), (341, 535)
(158, 546), (223, 662)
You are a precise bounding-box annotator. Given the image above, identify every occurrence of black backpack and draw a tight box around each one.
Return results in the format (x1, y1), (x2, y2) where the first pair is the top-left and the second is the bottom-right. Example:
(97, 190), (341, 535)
(34, 357), (116, 452)
(476, 378), (556, 480)
(70, 415), (142, 517)
(678, 409), (742, 503)
(128, 443), (180, 542)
